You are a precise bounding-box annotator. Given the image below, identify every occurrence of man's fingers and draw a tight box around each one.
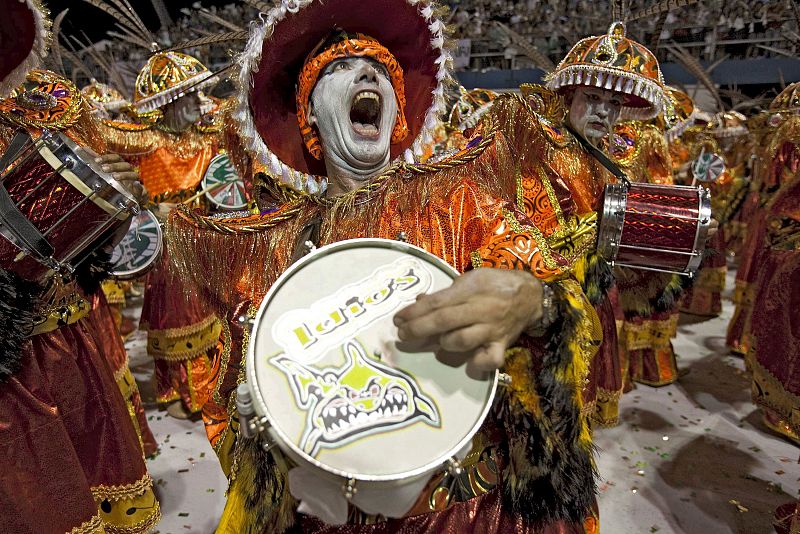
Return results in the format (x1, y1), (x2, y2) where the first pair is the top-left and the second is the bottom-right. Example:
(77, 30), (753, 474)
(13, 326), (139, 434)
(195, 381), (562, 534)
(102, 161), (132, 173)
(394, 281), (473, 324)
(465, 342), (506, 379)
(434, 349), (471, 369)
(438, 323), (493, 353)
(113, 172), (140, 183)
(96, 153), (122, 164)
(396, 303), (483, 341)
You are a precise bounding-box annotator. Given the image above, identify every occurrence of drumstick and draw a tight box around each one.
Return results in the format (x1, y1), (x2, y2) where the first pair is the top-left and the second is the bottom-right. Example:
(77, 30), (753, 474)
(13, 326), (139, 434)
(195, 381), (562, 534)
(180, 179), (241, 205)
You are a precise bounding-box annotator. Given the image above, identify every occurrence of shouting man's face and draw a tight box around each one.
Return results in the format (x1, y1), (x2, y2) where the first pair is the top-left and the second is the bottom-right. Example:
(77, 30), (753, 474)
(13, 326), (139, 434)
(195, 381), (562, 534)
(567, 86), (624, 146)
(308, 57), (398, 180)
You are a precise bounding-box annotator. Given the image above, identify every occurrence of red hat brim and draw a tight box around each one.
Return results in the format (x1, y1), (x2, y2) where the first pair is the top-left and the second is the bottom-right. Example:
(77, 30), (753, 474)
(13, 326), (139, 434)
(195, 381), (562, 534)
(248, 0), (441, 177)
(0, 0), (48, 97)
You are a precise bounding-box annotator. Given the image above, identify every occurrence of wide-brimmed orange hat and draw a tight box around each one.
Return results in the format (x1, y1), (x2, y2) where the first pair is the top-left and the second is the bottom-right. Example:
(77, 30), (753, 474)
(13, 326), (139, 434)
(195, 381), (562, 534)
(0, 0), (50, 98)
(546, 22), (666, 121)
(233, 0), (451, 195)
(769, 82), (800, 113)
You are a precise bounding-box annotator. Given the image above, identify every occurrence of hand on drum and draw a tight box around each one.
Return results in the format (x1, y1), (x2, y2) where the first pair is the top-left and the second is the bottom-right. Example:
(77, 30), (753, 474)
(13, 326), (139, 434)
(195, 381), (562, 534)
(394, 268), (543, 379)
(96, 153), (147, 205)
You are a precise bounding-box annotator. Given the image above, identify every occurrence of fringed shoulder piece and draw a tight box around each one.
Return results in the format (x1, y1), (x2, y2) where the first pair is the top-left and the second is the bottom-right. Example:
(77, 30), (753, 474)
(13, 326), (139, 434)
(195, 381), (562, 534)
(500, 277), (600, 524)
(166, 203), (312, 313)
(0, 268), (44, 382)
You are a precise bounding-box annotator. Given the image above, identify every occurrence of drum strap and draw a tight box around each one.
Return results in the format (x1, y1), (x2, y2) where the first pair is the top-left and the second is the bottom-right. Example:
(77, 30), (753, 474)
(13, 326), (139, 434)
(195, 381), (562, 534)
(290, 214), (322, 265)
(565, 124), (631, 186)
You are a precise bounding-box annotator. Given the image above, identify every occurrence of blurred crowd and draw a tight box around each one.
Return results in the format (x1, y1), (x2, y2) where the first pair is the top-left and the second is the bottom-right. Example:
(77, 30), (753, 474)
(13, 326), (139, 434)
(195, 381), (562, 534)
(59, 0), (800, 89)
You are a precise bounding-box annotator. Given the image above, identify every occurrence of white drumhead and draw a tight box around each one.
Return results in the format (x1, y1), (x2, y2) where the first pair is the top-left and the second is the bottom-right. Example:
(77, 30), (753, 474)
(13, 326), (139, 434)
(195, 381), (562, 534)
(247, 238), (497, 482)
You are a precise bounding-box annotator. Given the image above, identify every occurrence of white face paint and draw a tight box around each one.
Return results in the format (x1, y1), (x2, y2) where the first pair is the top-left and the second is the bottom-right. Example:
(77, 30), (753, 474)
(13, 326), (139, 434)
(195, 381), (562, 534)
(308, 57), (398, 184)
(163, 92), (202, 131)
(567, 86), (624, 146)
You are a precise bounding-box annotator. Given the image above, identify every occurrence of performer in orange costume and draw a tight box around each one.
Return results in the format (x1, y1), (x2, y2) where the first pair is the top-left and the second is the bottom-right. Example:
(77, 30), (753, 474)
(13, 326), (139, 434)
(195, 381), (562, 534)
(99, 51), (225, 419)
(0, 3), (160, 529)
(544, 22), (671, 408)
(167, 1), (615, 531)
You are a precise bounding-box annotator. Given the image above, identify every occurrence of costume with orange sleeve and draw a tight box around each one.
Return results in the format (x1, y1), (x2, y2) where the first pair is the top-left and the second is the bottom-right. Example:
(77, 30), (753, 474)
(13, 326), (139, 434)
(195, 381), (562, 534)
(96, 52), (225, 415)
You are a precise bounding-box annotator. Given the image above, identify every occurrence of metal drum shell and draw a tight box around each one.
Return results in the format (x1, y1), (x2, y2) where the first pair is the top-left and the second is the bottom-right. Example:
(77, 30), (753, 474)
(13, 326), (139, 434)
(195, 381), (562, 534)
(245, 238), (498, 491)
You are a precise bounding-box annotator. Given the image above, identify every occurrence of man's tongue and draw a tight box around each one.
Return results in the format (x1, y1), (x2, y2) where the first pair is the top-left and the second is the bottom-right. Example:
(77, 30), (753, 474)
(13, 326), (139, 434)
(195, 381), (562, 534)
(352, 121), (379, 137)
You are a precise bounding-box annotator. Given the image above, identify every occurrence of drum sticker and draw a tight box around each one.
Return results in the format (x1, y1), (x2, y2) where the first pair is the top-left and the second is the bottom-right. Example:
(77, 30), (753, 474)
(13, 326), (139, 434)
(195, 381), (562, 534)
(272, 257), (433, 364)
(271, 339), (440, 456)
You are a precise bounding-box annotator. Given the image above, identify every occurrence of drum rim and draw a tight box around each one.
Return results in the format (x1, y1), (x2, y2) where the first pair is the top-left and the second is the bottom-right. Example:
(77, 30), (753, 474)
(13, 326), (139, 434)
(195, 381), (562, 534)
(110, 210), (163, 279)
(202, 153), (248, 210)
(687, 185), (712, 273)
(49, 131), (139, 215)
(246, 237), (499, 483)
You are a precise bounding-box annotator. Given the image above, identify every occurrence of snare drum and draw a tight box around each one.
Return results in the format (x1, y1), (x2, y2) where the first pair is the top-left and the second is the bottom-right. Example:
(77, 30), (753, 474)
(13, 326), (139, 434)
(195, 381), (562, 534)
(202, 153), (248, 210)
(109, 210), (162, 280)
(242, 238), (497, 516)
(598, 182), (711, 275)
(0, 129), (138, 282)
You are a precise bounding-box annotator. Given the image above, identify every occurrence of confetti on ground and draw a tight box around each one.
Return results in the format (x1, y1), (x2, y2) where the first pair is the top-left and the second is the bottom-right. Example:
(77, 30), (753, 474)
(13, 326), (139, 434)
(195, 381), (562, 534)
(728, 500), (749, 513)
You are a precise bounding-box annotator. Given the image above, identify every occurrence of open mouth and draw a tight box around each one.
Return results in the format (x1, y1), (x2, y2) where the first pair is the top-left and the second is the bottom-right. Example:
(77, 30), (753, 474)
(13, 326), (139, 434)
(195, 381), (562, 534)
(350, 90), (382, 138)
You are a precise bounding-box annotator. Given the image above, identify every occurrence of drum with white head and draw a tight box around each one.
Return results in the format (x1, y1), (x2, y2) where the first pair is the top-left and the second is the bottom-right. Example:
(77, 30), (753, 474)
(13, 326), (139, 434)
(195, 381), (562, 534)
(241, 238), (497, 519)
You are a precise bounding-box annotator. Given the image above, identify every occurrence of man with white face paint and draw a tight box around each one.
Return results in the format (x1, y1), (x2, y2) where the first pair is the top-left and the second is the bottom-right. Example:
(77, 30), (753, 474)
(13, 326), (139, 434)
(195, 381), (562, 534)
(169, 9), (606, 532)
(566, 86), (625, 147)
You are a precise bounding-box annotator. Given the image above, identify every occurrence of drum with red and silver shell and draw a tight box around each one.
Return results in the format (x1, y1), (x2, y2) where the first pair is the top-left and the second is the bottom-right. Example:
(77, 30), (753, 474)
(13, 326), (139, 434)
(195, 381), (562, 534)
(598, 182), (712, 275)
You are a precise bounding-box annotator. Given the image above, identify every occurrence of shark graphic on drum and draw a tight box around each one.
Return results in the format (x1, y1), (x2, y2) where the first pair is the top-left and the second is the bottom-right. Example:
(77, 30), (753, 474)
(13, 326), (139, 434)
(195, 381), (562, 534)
(271, 339), (440, 456)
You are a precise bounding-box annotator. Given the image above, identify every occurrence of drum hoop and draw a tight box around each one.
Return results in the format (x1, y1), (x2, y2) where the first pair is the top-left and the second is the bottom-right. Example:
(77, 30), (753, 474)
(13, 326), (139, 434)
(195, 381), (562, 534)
(246, 237), (499, 483)
(110, 210), (164, 280)
(687, 185), (712, 273)
(597, 182), (627, 262)
(202, 154), (248, 210)
(38, 131), (138, 220)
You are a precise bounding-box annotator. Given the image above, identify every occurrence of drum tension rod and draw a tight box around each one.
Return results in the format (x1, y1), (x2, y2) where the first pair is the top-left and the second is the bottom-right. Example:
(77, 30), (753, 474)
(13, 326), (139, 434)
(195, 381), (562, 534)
(343, 479), (357, 499)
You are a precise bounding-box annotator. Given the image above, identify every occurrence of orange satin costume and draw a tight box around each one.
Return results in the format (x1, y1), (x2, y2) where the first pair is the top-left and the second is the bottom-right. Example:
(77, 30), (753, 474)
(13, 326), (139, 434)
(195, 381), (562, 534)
(99, 114), (224, 414)
(169, 94), (602, 533)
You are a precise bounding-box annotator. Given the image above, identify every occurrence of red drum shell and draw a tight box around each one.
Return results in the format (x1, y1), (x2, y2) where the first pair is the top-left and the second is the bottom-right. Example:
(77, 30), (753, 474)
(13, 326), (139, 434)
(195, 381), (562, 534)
(0, 131), (136, 282)
(599, 182), (711, 275)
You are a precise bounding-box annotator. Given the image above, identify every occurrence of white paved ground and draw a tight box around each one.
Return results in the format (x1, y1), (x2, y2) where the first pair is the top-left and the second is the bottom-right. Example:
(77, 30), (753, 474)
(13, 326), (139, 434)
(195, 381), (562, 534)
(126, 268), (799, 534)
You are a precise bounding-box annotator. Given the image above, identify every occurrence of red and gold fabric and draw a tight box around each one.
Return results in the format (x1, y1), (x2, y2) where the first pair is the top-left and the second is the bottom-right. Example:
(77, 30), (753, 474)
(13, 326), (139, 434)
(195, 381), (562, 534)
(0, 288), (160, 534)
(727, 114), (800, 354)
(748, 173), (800, 440)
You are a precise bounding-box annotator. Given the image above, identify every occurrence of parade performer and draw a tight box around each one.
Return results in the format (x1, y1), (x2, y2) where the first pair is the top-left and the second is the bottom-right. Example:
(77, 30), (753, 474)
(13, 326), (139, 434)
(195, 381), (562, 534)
(747, 161), (800, 531)
(99, 51), (225, 419)
(543, 21), (670, 410)
(0, 3), (160, 528)
(168, 0), (614, 531)
(727, 83), (800, 357)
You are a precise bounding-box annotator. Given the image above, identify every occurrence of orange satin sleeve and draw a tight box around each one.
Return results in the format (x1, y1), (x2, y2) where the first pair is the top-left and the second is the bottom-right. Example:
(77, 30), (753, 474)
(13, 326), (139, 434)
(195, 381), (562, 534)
(138, 144), (216, 197)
